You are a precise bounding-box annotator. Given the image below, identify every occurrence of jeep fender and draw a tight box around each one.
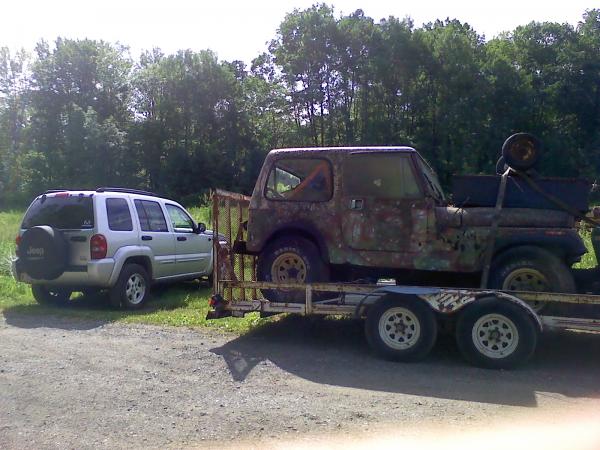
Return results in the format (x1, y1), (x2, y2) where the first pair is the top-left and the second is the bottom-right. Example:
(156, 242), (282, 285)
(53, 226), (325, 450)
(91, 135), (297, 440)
(494, 230), (586, 262)
(260, 222), (331, 263)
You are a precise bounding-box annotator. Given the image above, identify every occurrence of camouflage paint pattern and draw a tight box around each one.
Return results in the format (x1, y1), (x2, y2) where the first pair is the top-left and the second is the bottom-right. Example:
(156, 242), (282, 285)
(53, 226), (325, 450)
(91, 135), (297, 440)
(244, 147), (587, 274)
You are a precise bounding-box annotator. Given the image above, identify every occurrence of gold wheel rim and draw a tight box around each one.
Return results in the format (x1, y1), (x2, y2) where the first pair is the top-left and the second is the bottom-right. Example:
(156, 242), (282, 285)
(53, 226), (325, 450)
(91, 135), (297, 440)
(271, 252), (307, 283)
(502, 268), (549, 292)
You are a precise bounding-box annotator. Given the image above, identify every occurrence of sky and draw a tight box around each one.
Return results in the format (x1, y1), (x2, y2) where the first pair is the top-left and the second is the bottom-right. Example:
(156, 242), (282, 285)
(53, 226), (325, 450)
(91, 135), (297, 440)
(1, 0), (596, 63)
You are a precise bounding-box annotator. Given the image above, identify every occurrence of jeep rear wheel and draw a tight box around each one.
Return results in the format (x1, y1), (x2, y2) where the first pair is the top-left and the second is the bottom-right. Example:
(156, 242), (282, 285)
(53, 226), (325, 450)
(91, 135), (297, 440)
(31, 285), (72, 306)
(257, 236), (329, 303)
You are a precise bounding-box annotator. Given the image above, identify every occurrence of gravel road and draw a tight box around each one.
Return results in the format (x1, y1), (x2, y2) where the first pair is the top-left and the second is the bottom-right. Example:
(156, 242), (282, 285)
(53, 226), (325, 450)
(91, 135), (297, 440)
(1, 312), (600, 449)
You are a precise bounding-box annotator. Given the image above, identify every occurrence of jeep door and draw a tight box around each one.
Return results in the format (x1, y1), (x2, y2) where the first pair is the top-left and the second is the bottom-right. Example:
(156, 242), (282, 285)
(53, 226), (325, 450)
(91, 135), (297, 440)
(341, 152), (430, 265)
(134, 199), (178, 278)
(164, 203), (211, 276)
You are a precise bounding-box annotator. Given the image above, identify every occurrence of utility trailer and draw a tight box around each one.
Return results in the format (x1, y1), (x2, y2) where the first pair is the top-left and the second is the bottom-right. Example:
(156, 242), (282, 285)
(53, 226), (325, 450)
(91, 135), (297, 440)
(207, 189), (600, 369)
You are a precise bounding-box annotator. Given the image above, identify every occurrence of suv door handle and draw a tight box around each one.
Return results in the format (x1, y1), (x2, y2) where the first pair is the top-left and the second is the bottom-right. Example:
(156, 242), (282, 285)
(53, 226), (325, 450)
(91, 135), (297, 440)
(177, 236), (187, 241)
(141, 235), (153, 241)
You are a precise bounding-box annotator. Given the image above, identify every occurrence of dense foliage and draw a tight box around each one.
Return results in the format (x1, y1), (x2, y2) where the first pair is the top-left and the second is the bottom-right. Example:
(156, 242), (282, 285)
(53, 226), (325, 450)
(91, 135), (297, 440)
(1, 6), (599, 207)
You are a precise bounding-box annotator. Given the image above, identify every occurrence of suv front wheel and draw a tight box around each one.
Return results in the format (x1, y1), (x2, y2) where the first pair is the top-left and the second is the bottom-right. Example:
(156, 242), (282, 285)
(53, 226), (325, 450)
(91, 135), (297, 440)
(110, 264), (151, 309)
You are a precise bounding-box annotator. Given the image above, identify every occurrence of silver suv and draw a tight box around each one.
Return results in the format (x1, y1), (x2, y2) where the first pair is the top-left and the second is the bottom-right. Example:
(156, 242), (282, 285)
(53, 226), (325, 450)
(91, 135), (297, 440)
(12, 188), (218, 309)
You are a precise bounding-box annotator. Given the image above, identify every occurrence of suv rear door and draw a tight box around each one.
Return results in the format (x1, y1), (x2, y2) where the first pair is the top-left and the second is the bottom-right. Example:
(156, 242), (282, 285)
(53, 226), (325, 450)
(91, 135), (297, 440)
(133, 199), (177, 279)
(164, 203), (211, 276)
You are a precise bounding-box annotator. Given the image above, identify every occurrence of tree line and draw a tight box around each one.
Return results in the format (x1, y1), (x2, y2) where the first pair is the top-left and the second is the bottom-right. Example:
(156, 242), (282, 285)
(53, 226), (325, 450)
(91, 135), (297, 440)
(1, 5), (599, 207)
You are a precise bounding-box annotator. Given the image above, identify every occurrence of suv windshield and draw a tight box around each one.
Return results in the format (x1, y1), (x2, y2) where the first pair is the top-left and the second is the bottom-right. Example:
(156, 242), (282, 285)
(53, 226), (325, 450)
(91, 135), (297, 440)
(22, 195), (94, 230)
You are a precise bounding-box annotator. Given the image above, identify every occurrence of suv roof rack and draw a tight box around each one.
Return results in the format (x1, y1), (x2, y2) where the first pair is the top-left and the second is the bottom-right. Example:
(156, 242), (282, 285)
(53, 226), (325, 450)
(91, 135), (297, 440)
(96, 187), (158, 197)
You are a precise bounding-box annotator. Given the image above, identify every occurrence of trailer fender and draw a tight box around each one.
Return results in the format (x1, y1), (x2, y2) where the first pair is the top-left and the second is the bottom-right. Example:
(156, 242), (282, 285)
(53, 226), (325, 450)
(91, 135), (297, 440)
(366, 286), (542, 332)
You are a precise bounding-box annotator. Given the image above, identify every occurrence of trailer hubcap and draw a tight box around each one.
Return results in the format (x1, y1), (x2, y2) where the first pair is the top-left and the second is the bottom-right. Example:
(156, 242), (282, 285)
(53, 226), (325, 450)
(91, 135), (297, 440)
(472, 313), (519, 359)
(379, 307), (421, 350)
(271, 252), (307, 283)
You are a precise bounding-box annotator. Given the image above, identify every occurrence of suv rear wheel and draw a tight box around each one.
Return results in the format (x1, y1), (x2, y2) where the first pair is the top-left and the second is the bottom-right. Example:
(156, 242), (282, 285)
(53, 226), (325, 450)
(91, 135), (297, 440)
(109, 264), (151, 310)
(257, 236), (329, 303)
(31, 285), (72, 306)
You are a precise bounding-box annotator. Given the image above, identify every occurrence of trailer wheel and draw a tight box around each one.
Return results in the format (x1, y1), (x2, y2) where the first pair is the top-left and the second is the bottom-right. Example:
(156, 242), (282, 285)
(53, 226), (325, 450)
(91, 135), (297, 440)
(456, 297), (538, 369)
(365, 296), (437, 362)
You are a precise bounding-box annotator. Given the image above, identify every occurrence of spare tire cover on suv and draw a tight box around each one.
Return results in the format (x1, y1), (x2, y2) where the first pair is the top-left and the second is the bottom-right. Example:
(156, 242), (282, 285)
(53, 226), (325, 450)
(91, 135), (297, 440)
(19, 226), (68, 280)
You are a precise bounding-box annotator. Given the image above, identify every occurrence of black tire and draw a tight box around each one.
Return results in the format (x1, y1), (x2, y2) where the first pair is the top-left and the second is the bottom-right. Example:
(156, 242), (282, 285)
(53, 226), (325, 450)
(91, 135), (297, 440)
(365, 296), (437, 362)
(256, 236), (329, 303)
(18, 226), (68, 280)
(501, 132), (541, 171)
(489, 246), (575, 312)
(31, 285), (72, 306)
(109, 264), (151, 310)
(456, 297), (538, 369)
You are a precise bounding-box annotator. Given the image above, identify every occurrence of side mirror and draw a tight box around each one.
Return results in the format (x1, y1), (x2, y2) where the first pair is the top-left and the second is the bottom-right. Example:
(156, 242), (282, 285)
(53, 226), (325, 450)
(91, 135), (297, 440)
(196, 222), (207, 234)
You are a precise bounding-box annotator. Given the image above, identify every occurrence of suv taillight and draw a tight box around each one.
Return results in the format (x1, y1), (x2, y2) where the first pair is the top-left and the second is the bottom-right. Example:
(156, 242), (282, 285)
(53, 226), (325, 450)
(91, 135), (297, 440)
(90, 234), (107, 260)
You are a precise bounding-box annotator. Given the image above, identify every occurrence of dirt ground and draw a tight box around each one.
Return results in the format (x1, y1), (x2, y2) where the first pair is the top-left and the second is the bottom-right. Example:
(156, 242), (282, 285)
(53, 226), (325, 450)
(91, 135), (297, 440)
(1, 312), (600, 449)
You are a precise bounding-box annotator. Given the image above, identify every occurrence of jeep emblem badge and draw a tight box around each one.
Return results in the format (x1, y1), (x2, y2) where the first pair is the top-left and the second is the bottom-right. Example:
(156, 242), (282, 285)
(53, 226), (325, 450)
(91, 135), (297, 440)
(27, 247), (44, 257)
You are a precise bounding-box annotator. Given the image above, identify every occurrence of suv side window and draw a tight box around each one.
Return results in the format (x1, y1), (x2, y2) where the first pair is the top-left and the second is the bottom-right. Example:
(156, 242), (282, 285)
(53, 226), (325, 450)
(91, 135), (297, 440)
(134, 200), (169, 232)
(165, 204), (194, 232)
(106, 198), (133, 231)
(265, 158), (333, 202)
(343, 153), (422, 199)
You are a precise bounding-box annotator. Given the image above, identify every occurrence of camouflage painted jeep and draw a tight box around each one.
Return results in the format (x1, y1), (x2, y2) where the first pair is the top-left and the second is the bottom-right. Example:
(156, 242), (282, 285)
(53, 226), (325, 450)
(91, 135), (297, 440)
(240, 145), (588, 302)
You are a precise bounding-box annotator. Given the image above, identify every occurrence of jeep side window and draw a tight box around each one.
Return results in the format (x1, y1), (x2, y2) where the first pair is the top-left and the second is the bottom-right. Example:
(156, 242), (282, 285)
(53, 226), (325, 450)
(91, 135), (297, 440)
(265, 158), (333, 202)
(134, 200), (169, 232)
(344, 153), (422, 199)
(165, 204), (194, 232)
(106, 198), (133, 231)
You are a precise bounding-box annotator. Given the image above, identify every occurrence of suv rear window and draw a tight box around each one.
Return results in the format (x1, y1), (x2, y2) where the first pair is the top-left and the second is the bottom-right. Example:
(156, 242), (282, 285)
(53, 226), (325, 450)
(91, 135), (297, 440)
(265, 158), (333, 202)
(106, 198), (133, 231)
(134, 200), (169, 232)
(22, 195), (94, 230)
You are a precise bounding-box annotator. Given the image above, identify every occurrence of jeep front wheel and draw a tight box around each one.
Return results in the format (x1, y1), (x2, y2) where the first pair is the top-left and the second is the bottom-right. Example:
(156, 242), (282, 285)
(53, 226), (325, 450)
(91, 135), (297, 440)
(257, 236), (329, 303)
(31, 285), (72, 306)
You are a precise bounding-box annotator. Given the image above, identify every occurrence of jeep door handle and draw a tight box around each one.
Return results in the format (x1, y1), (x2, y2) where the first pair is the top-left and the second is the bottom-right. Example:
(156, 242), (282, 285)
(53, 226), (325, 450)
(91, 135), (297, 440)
(141, 235), (153, 241)
(177, 236), (187, 241)
(349, 199), (364, 210)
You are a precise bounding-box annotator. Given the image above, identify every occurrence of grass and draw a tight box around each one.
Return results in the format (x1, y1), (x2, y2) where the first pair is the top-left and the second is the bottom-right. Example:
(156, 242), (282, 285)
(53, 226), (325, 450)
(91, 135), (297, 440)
(0, 208), (268, 334)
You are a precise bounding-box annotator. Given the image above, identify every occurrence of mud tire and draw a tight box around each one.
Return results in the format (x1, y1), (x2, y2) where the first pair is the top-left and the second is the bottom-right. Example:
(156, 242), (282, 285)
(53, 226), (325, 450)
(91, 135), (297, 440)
(257, 236), (329, 303)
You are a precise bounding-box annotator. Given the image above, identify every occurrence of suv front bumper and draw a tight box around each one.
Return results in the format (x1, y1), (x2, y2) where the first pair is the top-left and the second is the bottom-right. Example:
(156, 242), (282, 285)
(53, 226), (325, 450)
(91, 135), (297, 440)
(12, 258), (116, 288)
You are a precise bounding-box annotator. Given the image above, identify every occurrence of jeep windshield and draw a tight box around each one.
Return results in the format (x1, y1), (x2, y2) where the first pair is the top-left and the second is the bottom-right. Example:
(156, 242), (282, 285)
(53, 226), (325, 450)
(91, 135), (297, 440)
(22, 195), (95, 230)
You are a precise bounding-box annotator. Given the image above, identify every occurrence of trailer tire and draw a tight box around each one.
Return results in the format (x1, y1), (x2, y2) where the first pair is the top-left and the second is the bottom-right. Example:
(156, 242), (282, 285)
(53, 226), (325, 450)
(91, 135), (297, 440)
(365, 296), (437, 362)
(456, 297), (537, 369)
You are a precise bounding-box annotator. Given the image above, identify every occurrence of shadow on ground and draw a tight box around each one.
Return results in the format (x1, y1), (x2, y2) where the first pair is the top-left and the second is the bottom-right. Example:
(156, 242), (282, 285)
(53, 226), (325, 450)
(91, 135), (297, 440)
(211, 314), (600, 407)
(2, 281), (210, 331)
